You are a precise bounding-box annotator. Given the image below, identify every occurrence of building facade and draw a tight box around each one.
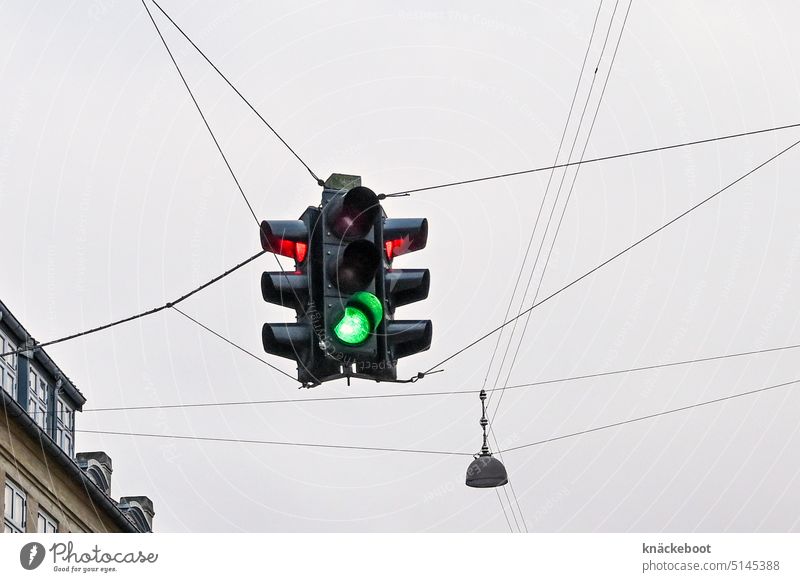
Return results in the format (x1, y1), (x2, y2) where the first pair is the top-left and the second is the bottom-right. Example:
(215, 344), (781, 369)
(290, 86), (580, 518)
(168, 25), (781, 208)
(0, 299), (153, 533)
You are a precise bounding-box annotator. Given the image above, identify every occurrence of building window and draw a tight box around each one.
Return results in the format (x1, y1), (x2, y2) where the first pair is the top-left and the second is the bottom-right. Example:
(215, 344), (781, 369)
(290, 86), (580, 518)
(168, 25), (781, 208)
(0, 331), (16, 400)
(37, 509), (58, 533)
(4, 480), (26, 533)
(28, 367), (49, 430)
(56, 397), (75, 457)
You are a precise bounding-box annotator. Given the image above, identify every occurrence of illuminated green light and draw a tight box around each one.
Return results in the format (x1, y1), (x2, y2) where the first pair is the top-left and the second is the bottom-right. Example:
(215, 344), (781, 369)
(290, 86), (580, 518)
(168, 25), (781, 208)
(333, 306), (371, 345)
(331, 292), (384, 346)
(350, 291), (383, 327)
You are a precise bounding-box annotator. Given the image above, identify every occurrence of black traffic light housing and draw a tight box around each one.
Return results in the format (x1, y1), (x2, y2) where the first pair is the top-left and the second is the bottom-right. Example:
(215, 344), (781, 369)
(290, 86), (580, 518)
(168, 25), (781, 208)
(260, 173), (431, 386)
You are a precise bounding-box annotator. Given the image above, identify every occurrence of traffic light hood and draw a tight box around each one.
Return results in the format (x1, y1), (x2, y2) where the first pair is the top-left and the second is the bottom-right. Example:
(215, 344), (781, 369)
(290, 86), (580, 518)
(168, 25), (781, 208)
(326, 186), (381, 240)
(260, 219), (308, 263)
(383, 218), (428, 260)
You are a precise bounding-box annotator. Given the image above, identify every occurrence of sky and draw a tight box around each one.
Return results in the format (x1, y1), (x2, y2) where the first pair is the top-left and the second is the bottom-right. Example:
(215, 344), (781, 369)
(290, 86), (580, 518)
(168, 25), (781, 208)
(1, 0), (800, 532)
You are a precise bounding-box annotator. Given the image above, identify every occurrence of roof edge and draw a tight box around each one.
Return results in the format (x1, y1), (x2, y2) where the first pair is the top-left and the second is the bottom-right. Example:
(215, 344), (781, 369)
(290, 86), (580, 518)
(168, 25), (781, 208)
(0, 389), (140, 532)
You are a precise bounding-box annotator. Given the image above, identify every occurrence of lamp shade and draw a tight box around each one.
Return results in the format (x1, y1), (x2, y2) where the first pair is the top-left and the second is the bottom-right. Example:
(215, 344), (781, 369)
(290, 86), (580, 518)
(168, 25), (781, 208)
(465, 453), (508, 488)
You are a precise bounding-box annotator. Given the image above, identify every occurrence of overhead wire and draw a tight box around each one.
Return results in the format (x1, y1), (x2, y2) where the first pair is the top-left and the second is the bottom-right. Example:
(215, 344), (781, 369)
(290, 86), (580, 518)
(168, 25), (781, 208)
(379, 121), (800, 199)
(141, 0), (260, 225)
(0, 4), (316, 380)
(150, 0), (324, 187)
(499, 378), (800, 454)
(2, 99), (794, 364)
(495, 492), (515, 532)
(77, 337), (800, 415)
(483, 0), (614, 534)
(76, 429), (471, 456)
(141, 0), (316, 378)
(418, 136), (800, 377)
(482, 0), (610, 411)
(0, 249), (266, 359)
(76, 376), (800, 457)
(481, 0), (616, 531)
(171, 306), (296, 381)
(490, 0), (633, 428)
(480, 0), (603, 406)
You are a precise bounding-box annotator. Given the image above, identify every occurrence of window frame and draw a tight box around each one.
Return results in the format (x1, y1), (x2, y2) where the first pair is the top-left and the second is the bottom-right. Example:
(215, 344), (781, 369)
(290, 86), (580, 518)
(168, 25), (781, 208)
(0, 331), (17, 400)
(4, 480), (27, 533)
(55, 396), (75, 457)
(37, 507), (58, 533)
(27, 366), (49, 430)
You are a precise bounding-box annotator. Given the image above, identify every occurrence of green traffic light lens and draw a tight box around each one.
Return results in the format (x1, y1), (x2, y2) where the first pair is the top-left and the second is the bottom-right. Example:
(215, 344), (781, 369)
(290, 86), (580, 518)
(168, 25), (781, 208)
(350, 291), (383, 327)
(333, 306), (372, 345)
(331, 292), (384, 346)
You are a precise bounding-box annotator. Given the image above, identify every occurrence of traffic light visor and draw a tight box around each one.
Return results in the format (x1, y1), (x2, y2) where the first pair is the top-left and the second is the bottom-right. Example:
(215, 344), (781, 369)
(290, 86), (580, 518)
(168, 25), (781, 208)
(260, 220), (308, 263)
(328, 186), (380, 239)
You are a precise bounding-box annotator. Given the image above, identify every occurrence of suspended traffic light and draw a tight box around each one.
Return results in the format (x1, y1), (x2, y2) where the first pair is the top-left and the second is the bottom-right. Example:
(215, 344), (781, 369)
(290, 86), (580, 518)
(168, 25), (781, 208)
(259, 173), (432, 386)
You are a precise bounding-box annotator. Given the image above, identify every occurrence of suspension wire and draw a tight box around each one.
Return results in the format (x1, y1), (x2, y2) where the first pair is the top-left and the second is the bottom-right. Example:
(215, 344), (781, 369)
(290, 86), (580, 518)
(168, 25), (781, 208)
(142, 0), (317, 379)
(500, 482), (522, 532)
(0, 250), (266, 359)
(487, 0), (621, 414)
(483, 0), (614, 534)
(150, 0), (324, 186)
(495, 488), (516, 532)
(418, 136), (800, 376)
(141, 0), (260, 225)
(479, 0), (605, 403)
(491, 0), (633, 428)
(379, 121), (800, 199)
(499, 1), (623, 533)
(75, 376), (800, 457)
(171, 306), (296, 382)
(76, 429), (470, 456)
(499, 378), (800, 454)
(488, 424), (525, 532)
(79, 340), (800, 412)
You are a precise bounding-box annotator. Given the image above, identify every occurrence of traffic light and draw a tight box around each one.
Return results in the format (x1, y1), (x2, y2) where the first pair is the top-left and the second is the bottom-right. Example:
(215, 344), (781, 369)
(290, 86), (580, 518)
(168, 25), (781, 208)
(260, 209), (340, 385)
(260, 173), (431, 386)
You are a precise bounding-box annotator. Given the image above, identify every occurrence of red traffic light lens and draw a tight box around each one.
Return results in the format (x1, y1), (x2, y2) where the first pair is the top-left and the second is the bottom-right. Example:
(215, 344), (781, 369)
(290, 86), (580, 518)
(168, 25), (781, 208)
(275, 239), (307, 263)
(384, 238), (403, 261)
(260, 220), (308, 263)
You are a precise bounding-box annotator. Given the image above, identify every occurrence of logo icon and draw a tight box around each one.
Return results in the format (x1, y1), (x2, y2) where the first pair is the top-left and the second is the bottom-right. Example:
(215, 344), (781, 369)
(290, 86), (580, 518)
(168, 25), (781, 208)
(20, 542), (46, 570)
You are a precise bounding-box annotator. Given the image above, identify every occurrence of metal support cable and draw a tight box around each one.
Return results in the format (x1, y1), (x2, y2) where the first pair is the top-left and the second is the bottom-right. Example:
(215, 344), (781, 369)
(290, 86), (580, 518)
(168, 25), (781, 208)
(150, 0), (324, 186)
(420, 137), (800, 376)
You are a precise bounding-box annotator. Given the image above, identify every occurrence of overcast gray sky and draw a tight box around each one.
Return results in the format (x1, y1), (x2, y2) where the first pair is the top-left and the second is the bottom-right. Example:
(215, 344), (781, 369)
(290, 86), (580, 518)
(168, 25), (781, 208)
(2, 0), (800, 532)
